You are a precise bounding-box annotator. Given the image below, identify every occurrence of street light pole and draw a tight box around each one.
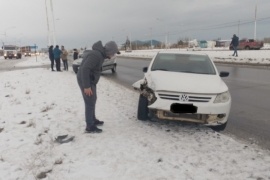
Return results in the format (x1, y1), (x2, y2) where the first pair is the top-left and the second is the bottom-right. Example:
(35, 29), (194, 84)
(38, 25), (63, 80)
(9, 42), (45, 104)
(50, 0), (56, 46)
(150, 27), (153, 49)
(156, 18), (168, 49)
(254, 1), (257, 40)
(2, 26), (16, 45)
(45, 0), (51, 46)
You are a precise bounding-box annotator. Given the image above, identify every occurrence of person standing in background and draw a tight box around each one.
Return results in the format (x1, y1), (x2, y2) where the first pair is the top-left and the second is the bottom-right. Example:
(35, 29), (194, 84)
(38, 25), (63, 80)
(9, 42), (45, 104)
(73, 48), (78, 60)
(53, 45), (62, 72)
(61, 46), (69, 71)
(230, 34), (239, 57)
(48, 45), (55, 71)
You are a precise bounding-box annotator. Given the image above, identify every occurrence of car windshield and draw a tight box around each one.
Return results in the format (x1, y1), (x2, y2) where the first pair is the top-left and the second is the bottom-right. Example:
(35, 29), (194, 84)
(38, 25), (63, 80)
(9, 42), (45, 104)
(3, 46), (16, 50)
(151, 53), (216, 75)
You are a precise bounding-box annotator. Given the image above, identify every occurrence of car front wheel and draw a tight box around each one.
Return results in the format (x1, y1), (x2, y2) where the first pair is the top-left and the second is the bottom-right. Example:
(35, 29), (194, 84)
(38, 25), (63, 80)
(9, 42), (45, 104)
(111, 64), (116, 73)
(73, 66), (78, 74)
(137, 94), (149, 120)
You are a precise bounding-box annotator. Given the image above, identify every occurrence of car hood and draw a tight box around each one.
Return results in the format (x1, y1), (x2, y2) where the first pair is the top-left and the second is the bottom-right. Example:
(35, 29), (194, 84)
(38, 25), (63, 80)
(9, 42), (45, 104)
(145, 71), (228, 94)
(72, 58), (82, 65)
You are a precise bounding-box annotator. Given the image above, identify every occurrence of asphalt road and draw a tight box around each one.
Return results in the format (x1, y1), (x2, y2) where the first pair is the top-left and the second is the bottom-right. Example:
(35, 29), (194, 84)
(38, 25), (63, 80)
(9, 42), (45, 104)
(102, 57), (270, 150)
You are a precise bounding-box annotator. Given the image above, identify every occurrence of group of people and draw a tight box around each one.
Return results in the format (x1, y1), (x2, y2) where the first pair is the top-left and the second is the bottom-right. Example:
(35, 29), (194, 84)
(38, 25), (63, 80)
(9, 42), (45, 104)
(48, 45), (69, 71)
(48, 41), (120, 134)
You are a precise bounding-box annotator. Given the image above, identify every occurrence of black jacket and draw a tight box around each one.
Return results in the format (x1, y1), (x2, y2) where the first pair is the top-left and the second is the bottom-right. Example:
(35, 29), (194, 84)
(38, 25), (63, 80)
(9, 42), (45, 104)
(73, 51), (78, 60)
(48, 46), (54, 60)
(231, 35), (239, 46)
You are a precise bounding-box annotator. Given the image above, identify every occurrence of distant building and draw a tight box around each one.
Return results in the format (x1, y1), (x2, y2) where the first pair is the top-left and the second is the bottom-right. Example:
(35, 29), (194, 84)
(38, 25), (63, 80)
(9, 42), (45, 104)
(198, 40), (208, 48)
(40, 48), (49, 53)
(20, 46), (31, 53)
(215, 40), (231, 47)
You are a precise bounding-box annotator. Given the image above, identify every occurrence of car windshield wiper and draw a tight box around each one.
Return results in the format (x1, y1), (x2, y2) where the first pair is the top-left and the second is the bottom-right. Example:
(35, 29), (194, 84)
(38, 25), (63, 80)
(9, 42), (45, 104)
(180, 71), (211, 74)
(179, 70), (193, 73)
(152, 68), (168, 71)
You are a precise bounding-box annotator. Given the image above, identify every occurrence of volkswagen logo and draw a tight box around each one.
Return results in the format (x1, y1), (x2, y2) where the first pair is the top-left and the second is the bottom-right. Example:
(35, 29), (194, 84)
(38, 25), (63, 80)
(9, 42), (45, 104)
(179, 94), (189, 102)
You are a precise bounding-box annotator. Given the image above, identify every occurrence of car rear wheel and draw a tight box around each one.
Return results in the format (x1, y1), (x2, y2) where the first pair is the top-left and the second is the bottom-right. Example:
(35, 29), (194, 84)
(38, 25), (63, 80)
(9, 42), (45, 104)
(245, 46), (250, 50)
(73, 66), (78, 74)
(111, 64), (116, 73)
(210, 122), (227, 132)
(137, 94), (149, 120)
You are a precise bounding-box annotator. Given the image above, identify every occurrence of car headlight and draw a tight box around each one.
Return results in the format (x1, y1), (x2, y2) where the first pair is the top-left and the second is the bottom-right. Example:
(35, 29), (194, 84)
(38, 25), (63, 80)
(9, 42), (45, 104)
(214, 91), (230, 103)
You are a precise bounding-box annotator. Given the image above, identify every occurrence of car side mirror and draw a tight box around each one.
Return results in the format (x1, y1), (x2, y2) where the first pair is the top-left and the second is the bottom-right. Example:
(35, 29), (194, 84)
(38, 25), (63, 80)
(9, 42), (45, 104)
(220, 71), (229, 77)
(142, 67), (148, 72)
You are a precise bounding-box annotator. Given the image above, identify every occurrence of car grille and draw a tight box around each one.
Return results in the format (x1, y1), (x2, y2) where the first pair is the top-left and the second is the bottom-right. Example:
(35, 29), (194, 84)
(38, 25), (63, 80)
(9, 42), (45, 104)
(158, 92), (212, 103)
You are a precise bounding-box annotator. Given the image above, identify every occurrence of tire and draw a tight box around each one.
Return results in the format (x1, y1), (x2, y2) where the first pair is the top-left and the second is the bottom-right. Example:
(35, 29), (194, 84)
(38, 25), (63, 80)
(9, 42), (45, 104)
(72, 66), (78, 74)
(245, 46), (250, 50)
(111, 64), (116, 73)
(137, 94), (149, 120)
(210, 122), (227, 132)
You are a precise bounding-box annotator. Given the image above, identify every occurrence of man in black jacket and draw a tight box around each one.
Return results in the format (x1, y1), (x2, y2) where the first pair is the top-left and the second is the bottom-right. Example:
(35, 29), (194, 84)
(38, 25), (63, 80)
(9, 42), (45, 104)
(77, 41), (120, 133)
(231, 34), (239, 57)
(48, 45), (55, 71)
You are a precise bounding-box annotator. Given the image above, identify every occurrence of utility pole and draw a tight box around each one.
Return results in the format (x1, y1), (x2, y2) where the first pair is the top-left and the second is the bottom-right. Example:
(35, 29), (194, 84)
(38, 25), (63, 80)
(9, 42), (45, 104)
(254, 1), (257, 40)
(45, 0), (51, 46)
(238, 20), (240, 37)
(150, 27), (153, 49)
(50, 0), (56, 46)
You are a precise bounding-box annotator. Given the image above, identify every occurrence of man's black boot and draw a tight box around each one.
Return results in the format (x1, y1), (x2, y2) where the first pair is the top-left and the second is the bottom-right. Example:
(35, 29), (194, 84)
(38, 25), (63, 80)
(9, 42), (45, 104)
(94, 119), (104, 126)
(85, 125), (102, 133)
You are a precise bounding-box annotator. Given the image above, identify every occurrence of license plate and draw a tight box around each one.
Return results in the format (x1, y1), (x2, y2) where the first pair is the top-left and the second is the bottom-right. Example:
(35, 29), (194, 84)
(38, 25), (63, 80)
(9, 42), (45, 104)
(170, 103), (197, 113)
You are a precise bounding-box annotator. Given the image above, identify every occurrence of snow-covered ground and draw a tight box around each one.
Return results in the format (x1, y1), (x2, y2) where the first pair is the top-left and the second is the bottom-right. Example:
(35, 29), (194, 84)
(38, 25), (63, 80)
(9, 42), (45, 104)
(119, 48), (270, 66)
(0, 55), (270, 180)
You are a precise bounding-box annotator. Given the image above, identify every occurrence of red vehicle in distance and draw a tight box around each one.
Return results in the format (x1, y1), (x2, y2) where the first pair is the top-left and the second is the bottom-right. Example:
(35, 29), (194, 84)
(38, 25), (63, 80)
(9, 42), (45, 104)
(230, 38), (264, 50)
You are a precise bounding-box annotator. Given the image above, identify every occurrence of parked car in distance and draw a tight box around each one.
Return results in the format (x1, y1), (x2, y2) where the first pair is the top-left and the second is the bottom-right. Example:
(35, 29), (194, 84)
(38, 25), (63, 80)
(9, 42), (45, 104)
(133, 51), (231, 131)
(24, 52), (31, 56)
(72, 52), (117, 74)
(230, 38), (264, 50)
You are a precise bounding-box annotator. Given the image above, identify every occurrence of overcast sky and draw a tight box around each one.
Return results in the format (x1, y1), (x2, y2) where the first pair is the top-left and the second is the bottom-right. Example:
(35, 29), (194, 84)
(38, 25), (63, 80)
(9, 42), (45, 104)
(0, 0), (269, 49)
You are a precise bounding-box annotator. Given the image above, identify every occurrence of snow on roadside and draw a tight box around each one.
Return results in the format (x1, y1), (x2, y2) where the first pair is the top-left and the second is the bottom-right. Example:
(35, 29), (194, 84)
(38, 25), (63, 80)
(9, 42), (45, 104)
(15, 54), (51, 67)
(119, 49), (270, 65)
(0, 65), (270, 180)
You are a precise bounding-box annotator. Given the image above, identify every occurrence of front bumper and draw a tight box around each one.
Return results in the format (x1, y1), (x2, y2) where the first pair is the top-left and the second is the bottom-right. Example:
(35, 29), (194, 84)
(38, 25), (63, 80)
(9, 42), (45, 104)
(148, 93), (231, 125)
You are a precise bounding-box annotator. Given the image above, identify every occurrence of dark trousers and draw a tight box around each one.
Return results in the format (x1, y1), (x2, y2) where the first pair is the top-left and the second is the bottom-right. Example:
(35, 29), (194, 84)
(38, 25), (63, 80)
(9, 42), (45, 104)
(55, 58), (61, 71)
(78, 81), (97, 127)
(232, 46), (238, 56)
(50, 58), (54, 70)
(62, 59), (68, 70)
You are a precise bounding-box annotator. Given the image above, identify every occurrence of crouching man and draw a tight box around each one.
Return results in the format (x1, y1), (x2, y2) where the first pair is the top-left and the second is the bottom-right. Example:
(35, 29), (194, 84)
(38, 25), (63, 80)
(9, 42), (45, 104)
(77, 41), (120, 133)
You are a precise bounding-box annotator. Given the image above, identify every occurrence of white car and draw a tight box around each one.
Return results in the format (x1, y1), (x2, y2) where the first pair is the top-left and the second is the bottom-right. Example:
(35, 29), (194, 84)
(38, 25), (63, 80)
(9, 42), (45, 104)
(133, 51), (231, 131)
(72, 53), (117, 74)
